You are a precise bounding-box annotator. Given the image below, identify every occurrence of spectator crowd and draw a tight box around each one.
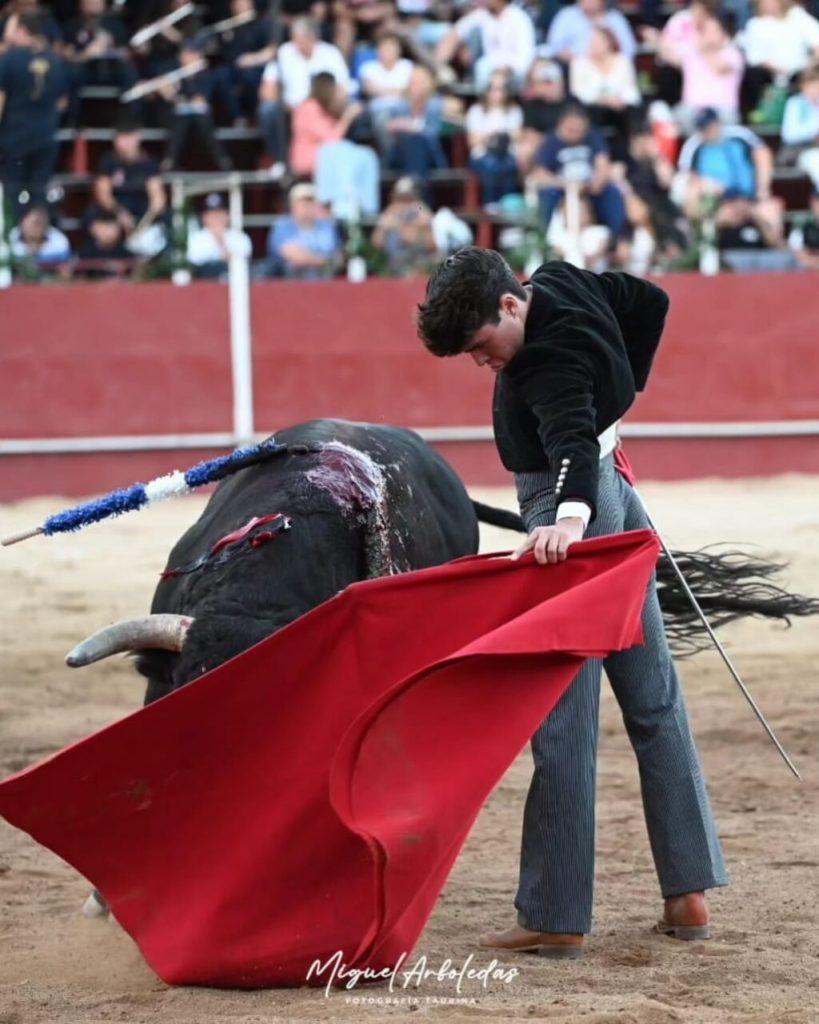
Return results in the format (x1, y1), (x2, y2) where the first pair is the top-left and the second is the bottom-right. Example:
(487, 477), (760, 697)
(1, 0), (819, 281)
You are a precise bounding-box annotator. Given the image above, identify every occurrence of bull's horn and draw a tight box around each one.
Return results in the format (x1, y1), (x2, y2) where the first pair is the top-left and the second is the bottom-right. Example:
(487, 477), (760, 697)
(81, 889), (110, 918)
(66, 614), (193, 667)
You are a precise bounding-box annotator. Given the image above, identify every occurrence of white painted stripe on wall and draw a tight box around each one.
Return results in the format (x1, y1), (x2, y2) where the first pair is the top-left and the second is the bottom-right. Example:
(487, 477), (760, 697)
(2, 421), (819, 456)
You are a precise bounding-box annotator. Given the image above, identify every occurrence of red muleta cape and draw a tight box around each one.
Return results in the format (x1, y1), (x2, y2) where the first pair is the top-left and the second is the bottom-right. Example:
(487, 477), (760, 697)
(0, 530), (659, 988)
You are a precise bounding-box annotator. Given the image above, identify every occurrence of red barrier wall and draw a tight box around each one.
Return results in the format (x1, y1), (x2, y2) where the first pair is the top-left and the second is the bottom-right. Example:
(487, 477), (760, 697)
(1, 273), (817, 500)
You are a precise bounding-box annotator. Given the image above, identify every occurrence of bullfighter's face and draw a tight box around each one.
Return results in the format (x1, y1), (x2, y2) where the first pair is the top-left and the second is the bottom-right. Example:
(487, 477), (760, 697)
(463, 290), (529, 373)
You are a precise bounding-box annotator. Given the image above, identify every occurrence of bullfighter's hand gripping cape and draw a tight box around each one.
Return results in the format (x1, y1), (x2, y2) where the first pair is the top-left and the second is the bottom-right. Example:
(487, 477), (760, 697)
(0, 530), (659, 988)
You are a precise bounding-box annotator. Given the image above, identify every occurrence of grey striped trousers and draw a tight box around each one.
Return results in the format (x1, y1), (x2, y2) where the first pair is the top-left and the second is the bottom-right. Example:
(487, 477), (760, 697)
(513, 454), (728, 934)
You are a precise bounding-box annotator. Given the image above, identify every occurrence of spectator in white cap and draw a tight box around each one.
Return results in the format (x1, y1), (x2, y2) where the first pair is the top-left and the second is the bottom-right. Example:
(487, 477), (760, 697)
(187, 193), (253, 279)
(266, 181), (343, 278)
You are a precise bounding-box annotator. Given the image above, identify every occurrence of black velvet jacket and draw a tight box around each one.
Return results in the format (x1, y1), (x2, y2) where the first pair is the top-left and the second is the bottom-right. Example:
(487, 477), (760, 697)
(492, 261), (670, 520)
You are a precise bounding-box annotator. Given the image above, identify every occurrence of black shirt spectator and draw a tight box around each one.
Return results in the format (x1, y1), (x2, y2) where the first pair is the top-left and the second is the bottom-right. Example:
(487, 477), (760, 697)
(219, 5), (274, 64)
(63, 0), (129, 56)
(158, 39), (233, 170)
(716, 191), (772, 250)
(94, 122), (166, 231)
(619, 123), (689, 251)
(62, 0), (136, 124)
(76, 207), (133, 277)
(0, 11), (66, 211)
(211, 0), (276, 123)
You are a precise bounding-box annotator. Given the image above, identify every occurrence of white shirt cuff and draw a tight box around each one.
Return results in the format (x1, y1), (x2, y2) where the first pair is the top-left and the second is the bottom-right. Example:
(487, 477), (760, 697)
(556, 501), (592, 529)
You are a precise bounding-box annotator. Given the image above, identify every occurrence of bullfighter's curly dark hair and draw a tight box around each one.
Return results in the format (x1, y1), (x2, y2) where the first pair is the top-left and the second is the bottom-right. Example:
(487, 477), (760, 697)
(416, 247), (526, 357)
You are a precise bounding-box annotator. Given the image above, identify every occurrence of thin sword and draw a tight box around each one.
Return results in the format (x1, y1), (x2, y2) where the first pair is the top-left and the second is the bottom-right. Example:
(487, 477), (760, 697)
(634, 487), (801, 781)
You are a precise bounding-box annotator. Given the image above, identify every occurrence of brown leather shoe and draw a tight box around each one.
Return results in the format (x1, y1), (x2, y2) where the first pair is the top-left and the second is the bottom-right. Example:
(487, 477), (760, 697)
(656, 891), (712, 941)
(479, 924), (585, 959)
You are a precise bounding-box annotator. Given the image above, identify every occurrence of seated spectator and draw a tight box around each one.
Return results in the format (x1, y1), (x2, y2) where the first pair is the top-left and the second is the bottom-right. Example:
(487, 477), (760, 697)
(517, 58), (567, 175)
(0, 11), (66, 214)
(384, 65), (447, 187)
(546, 0), (637, 64)
(289, 71), (379, 216)
(333, 0), (398, 62)
(62, 0), (136, 124)
(436, 0), (536, 90)
(290, 71), (363, 177)
(9, 204), (71, 274)
(666, 14), (744, 131)
(780, 66), (819, 189)
(787, 186), (819, 268)
(267, 181), (342, 278)
(530, 102), (628, 244)
(569, 26), (641, 158)
(93, 120), (167, 250)
(212, 0), (277, 126)
(157, 38), (233, 171)
(714, 187), (795, 270)
(465, 72), (523, 206)
(614, 122), (689, 255)
(677, 107), (782, 235)
(736, 0), (819, 117)
(187, 192), (253, 279)
(430, 202), (474, 254)
(261, 17), (350, 110)
(76, 206), (134, 277)
(258, 17), (351, 172)
(546, 192), (613, 269)
(359, 30), (414, 146)
(615, 194), (659, 274)
(643, 0), (717, 109)
(371, 175), (438, 274)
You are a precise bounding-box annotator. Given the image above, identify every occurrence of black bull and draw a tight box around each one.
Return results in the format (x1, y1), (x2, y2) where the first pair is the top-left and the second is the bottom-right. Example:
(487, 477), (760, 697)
(68, 418), (818, 706)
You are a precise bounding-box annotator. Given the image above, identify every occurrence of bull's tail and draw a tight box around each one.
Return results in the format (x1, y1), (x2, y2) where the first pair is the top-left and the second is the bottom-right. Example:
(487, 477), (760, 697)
(471, 500), (526, 533)
(657, 547), (819, 657)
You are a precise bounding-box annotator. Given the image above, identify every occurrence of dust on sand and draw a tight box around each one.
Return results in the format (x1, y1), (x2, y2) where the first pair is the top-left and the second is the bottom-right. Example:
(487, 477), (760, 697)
(1, 476), (817, 1024)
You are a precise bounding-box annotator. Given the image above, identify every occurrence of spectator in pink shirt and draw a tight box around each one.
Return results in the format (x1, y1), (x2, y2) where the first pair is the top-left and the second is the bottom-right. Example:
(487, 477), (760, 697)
(666, 14), (744, 131)
(289, 71), (365, 177)
(643, 0), (719, 107)
(290, 71), (381, 217)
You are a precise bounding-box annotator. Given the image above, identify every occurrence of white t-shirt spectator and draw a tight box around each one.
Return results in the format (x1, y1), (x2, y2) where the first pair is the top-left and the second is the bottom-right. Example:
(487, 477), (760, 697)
(738, 9), (819, 76)
(465, 103), (523, 141)
(359, 57), (414, 97)
(188, 226), (252, 265)
(455, 4), (536, 78)
(262, 40), (351, 108)
(569, 54), (641, 107)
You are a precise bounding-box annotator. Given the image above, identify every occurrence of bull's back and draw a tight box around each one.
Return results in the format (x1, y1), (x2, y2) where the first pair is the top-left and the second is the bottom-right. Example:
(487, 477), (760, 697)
(272, 420), (479, 567)
(161, 419), (478, 582)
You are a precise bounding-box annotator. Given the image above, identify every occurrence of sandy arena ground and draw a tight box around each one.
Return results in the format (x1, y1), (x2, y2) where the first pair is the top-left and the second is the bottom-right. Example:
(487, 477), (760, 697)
(1, 475), (818, 1024)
